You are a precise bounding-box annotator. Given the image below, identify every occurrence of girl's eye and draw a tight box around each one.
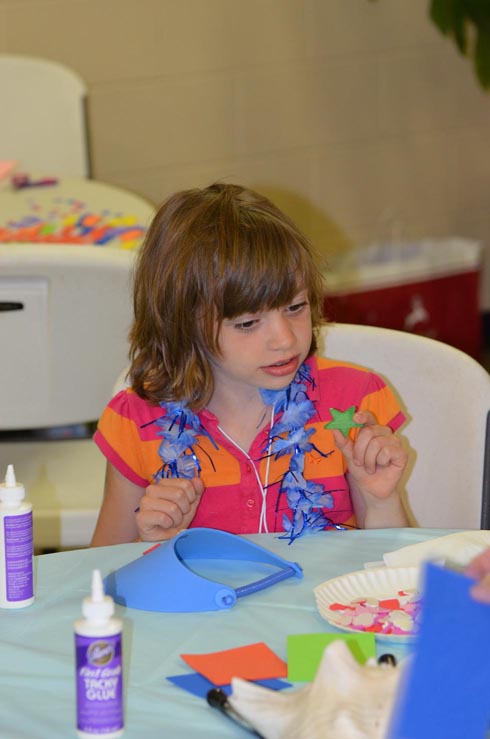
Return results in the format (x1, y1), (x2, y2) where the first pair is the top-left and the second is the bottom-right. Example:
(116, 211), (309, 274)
(234, 318), (258, 332)
(287, 300), (308, 314)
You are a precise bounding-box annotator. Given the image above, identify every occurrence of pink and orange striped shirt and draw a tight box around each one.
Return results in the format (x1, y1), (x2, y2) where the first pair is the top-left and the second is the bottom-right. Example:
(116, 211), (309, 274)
(94, 355), (406, 534)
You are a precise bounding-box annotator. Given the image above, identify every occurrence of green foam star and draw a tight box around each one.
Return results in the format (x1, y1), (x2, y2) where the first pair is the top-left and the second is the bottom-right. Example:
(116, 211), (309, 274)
(324, 406), (364, 438)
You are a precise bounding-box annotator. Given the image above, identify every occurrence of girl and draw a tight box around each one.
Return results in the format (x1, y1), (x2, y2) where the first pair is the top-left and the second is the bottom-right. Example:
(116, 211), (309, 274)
(91, 183), (408, 546)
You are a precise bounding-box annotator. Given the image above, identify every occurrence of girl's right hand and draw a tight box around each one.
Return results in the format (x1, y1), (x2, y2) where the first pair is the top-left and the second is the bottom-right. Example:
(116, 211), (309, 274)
(135, 477), (205, 541)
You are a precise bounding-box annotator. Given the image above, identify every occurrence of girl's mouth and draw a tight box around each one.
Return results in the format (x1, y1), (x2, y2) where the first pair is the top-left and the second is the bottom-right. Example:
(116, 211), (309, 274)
(261, 356), (299, 377)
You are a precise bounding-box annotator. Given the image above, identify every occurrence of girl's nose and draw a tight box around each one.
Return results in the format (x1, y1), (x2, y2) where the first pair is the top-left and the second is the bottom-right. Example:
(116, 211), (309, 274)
(267, 313), (295, 349)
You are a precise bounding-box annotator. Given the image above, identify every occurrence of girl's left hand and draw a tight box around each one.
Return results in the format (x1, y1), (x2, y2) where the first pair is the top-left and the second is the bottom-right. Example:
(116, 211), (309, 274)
(465, 548), (490, 604)
(332, 410), (408, 501)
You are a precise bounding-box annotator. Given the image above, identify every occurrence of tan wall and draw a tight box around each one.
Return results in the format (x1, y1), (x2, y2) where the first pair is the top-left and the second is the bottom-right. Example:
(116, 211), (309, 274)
(2, 0), (490, 305)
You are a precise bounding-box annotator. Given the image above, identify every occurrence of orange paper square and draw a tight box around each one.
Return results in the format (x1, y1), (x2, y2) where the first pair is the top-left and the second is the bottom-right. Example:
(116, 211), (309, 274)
(180, 642), (287, 684)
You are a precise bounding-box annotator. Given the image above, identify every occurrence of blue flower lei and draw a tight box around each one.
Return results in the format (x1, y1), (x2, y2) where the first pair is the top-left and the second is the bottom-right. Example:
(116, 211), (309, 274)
(260, 363), (345, 544)
(151, 363), (346, 543)
(152, 402), (218, 480)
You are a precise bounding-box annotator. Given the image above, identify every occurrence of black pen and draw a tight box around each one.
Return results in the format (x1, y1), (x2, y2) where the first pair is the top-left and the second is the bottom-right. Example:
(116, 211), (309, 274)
(207, 687), (265, 738)
(0, 301), (24, 312)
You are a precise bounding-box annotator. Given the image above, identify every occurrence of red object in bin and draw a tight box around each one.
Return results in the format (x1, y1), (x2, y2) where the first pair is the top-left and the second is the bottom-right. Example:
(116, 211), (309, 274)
(324, 269), (482, 361)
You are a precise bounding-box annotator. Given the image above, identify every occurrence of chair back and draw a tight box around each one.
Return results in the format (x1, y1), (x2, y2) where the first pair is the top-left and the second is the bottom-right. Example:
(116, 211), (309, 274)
(319, 323), (490, 529)
(0, 54), (89, 177)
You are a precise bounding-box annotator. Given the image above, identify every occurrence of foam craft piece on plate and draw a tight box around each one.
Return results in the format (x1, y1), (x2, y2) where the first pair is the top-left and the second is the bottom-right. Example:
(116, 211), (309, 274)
(314, 566), (420, 641)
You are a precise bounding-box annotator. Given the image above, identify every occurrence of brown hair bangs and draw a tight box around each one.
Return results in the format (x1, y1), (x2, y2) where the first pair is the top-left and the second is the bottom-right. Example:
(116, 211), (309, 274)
(129, 184), (326, 409)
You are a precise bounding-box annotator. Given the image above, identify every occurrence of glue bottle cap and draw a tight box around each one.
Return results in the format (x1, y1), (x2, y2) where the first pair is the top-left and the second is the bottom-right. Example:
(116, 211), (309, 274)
(0, 465), (25, 504)
(82, 569), (115, 622)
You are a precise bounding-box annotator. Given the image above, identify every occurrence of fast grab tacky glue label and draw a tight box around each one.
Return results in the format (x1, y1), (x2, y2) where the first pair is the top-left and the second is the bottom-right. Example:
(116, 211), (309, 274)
(4, 511), (33, 602)
(75, 634), (123, 734)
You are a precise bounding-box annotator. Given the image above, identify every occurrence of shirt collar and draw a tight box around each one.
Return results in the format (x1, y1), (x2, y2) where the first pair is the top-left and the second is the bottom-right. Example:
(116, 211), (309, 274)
(201, 355), (320, 423)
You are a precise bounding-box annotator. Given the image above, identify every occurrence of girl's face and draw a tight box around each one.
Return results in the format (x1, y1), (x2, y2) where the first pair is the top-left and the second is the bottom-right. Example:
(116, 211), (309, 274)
(210, 289), (313, 401)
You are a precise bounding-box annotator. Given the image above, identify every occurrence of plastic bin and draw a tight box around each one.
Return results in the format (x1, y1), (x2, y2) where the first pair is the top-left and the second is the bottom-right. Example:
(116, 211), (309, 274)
(324, 238), (482, 360)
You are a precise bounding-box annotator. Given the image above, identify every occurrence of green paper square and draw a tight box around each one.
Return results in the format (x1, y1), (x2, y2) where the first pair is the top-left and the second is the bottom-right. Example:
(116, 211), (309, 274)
(286, 632), (376, 682)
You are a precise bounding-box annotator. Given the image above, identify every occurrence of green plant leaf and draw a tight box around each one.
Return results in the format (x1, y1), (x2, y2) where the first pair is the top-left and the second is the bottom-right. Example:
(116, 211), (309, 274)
(463, 0), (490, 29)
(370, 0), (490, 92)
(474, 27), (490, 89)
(430, 0), (468, 53)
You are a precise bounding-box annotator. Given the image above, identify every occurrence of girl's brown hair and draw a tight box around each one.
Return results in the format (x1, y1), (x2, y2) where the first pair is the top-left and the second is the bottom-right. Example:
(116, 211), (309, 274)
(129, 183), (326, 409)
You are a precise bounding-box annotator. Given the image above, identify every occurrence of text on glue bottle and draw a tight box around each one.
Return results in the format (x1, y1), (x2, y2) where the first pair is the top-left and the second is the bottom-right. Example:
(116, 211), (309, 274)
(0, 464), (34, 608)
(75, 569), (124, 738)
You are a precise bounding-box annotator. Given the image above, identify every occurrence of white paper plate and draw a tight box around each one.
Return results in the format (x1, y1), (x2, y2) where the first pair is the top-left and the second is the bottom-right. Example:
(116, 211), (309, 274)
(314, 566), (421, 642)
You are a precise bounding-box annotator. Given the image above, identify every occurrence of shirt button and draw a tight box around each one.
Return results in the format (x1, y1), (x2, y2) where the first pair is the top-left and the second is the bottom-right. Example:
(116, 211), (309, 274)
(245, 464), (252, 473)
(246, 499), (255, 507)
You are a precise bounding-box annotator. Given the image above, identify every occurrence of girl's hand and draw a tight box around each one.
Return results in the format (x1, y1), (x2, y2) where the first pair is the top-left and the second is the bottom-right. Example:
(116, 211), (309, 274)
(332, 410), (408, 527)
(136, 477), (205, 541)
(465, 548), (490, 604)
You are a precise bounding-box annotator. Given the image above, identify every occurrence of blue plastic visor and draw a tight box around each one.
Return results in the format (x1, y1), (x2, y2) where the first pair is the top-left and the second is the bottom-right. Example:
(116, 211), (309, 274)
(104, 528), (303, 613)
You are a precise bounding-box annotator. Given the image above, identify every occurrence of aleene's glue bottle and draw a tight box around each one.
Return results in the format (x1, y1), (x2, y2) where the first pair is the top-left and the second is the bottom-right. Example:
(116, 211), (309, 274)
(75, 569), (124, 738)
(0, 464), (34, 609)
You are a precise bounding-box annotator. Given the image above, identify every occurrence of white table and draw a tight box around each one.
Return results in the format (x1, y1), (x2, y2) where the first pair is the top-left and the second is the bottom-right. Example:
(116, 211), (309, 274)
(0, 527), (451, 738)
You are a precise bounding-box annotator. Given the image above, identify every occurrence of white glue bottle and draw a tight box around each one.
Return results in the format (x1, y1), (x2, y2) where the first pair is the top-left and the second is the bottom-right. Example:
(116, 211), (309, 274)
(0, 464), (34, 609)
(74, 569), (124, 738)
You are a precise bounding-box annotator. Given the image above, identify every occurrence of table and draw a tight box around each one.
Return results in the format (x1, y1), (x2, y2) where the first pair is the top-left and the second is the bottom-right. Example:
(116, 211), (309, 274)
(0, 527), (454, 738)
(0, 177), (157, 549)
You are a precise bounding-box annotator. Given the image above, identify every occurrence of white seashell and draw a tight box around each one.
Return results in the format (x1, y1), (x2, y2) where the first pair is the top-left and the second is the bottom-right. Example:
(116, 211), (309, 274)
(228, 639), (403, 739)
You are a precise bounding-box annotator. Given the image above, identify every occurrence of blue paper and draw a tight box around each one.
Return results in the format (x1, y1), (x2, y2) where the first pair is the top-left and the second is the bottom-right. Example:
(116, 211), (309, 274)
(167, 673), (227, 698)
(167, 673), (291, 699)
(390, 562), (490, 738)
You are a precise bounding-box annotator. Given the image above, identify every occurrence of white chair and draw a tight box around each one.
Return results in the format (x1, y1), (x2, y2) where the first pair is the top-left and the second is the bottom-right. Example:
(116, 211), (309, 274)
(318, 323), (490, 529)
(0, 54), (89, 177)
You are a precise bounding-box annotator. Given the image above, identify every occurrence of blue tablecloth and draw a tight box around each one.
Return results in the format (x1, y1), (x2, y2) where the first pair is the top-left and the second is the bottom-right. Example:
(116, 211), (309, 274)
(0, 528), (454, 737)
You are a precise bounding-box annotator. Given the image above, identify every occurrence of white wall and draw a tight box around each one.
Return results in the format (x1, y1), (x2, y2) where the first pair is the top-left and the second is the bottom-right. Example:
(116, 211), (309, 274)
(2, 0), (490, 305)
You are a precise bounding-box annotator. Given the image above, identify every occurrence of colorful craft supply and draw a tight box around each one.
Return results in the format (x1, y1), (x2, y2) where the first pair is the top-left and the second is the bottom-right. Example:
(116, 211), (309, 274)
(324, 406), (365, 437)
(286, 632), (376, 681)
(11, 173), (58, 189)
(180, 642), (288, 684)
(326, 588), (421, 636)
(167, 673), (291, 699)
(0, 195), (147, 249)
